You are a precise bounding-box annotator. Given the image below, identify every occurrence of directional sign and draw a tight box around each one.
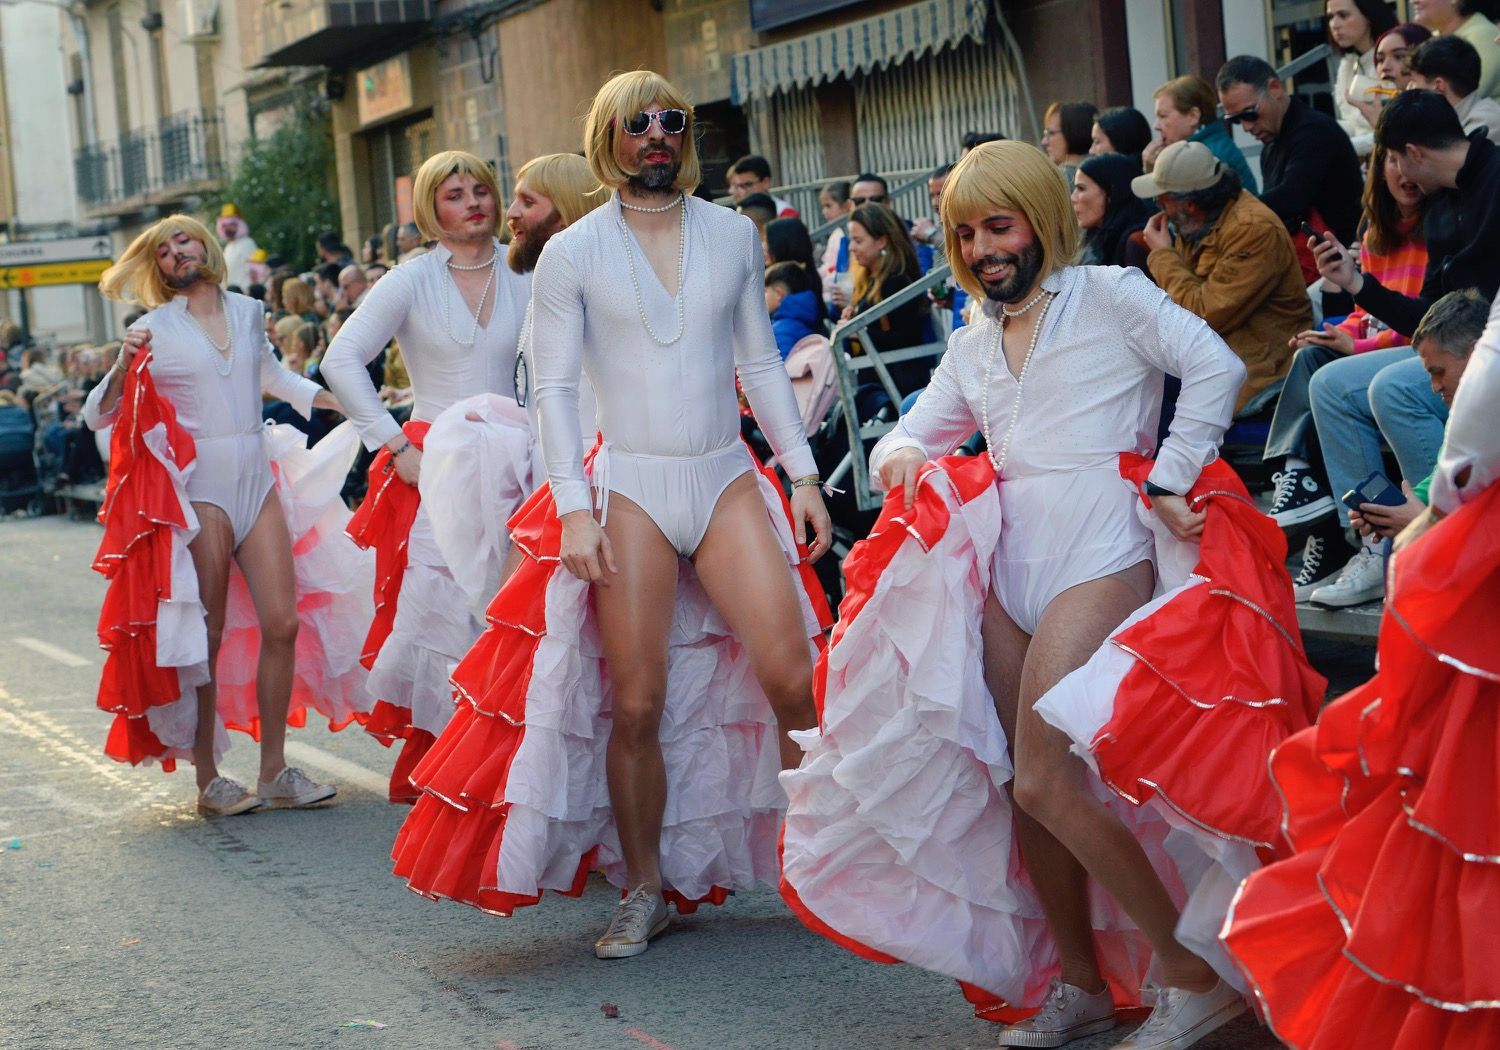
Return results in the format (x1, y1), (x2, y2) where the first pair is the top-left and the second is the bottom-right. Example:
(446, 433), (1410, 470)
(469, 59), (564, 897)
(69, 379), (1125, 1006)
(0, 235), (114, 268)
(0, 259), (113, 289)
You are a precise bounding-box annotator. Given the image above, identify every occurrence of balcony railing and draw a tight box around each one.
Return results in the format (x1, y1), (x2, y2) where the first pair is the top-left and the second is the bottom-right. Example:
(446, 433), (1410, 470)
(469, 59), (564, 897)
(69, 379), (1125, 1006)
(74, 109), (226, 211)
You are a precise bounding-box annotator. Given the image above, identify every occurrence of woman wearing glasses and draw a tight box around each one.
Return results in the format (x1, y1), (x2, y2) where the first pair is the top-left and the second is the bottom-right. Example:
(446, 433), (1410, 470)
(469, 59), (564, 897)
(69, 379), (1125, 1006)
(1041, 100), (1098, 190)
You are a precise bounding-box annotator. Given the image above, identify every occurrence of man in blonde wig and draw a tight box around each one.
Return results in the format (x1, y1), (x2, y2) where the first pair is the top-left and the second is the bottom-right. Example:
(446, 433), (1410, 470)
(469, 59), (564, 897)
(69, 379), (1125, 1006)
(389, 70), (833, 960)
(780, 140), (1320, 1049)
(322, 149), (532, 802)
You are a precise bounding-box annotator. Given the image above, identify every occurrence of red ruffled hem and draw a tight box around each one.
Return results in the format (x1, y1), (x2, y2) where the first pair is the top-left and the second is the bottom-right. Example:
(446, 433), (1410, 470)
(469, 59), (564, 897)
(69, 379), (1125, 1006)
(1222, 483), (1500, 1049)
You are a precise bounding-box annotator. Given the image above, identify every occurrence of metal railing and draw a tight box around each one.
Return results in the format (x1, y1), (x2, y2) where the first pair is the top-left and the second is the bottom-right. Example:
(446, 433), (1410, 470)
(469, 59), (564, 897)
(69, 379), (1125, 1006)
(73, 108), (225, 210)
(716, 167), (940, 244)
(823, 262), (955, 511)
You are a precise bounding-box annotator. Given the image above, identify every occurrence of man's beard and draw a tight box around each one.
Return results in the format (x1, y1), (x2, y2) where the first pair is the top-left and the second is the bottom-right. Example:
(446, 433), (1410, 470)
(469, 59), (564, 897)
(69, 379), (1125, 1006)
(626, 143), (681, 195)
(507, 209), (563, 274)
(165, 260), (205, 290)
(971, 240), (1044, 303)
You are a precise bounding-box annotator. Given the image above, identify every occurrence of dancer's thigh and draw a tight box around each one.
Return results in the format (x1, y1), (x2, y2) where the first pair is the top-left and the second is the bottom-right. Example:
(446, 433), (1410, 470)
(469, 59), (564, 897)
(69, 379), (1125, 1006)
(981, 591), (1030, 747)
(594, 493), (680, 714)
(188, 502), (235, 649)
(233, 494), (298, 639)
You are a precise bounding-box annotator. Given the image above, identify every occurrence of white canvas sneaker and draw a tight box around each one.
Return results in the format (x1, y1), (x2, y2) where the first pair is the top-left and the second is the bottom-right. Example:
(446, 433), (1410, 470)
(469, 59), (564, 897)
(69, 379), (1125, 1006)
(257, 766), (337, 809)
(197, 776), (261, 816)
(1308, 544), (1385, 608)
(594, 886), (670, 959)
(997, 979), (1116, 1047)
(1110, 981), (1246, 1050)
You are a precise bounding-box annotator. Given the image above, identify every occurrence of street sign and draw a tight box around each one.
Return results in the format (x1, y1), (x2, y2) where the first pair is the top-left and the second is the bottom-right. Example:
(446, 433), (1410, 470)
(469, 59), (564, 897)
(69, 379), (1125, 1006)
(0, 235), (114, 268)
(0, 259), (113, 289)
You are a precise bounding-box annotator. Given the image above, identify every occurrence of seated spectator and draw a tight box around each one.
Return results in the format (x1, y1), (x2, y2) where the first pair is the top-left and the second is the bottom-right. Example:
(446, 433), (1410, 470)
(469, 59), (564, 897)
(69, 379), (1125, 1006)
(1135, 141), (1309, 413)
(1328, 0), (1398, 156)
(1407, 35), (1500, 143)
(737, 192), (778, 239)
(1042, 100), (1097, 189)
(281, 276), (320, 323)
(1217, 55), (1364, 284)
(337, 264), (370, 309)
(366, 262), (390, 284)
(911, 163), (950, 253)
(842, 202), (933, 396)
(273, 315), (306, 368)
(17, 348), (62, 403)
(1090, 106), (1152, 157)
(316, 230), (353, 266)
(1072, 152), (1155, 267)
(362, 235), (382, 266)
(1412, 0), (1500, 100)
(850, 173), (893, 211)
(960, 131), (1005, 156)
(394, 222), (426, 263)
(728, 154), (798, 216)
(818, 180), (853, 307)
(246, 281), (267, 303)
(1144, 75), (1258, 193)
(1306, 289), (1487, 608)
(765, 261), (826, 359)
(1347, 22), (1434, 145)
(765, 216), (817, 275)
(1314, 90), (1500, 338)
(314, 262), (341, 313)
(1262, 143), (1428, 591)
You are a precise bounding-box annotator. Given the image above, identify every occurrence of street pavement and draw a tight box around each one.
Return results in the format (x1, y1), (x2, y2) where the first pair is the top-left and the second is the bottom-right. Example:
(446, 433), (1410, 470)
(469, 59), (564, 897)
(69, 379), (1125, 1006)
(0, 515), (1295, 1050)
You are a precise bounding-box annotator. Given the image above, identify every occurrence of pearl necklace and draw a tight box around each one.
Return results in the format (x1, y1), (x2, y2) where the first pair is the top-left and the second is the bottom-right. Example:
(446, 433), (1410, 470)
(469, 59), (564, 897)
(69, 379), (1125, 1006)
(1001, 286), (1049, 318)
(447, 249), (497, 271)
(619, 193), (685, 214)
(980, 293), (1054, 475)
(617, 193), (686, 346)
(183, 290), (235, 377)
(443, 247), (498, 347)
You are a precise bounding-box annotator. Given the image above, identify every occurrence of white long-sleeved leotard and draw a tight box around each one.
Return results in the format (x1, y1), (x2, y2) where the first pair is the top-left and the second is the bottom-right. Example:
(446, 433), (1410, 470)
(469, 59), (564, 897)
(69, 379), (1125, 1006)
(1430, 295), (1500, 514)
(320, 240), (531, 450)
(529, 195), (818, 521)
(84, 291), (321, 545)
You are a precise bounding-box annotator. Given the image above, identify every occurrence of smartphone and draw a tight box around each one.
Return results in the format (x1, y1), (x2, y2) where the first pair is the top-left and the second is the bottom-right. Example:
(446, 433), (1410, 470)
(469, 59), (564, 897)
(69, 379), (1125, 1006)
(1300, 222), (1324, 244)
(1341, 471), (1405, 512)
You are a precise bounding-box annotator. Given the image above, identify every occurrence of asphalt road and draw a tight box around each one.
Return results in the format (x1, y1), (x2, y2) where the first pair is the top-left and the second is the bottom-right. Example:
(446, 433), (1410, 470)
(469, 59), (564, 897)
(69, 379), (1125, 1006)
(0, 515), (1306, 1050)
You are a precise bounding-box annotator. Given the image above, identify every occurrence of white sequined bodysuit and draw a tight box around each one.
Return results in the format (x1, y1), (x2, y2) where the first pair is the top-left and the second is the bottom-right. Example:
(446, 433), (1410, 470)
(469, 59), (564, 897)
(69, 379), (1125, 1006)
(530, 195), (817, 556)
(871, 265), (1246, 632)
(84, 292), (322, 547)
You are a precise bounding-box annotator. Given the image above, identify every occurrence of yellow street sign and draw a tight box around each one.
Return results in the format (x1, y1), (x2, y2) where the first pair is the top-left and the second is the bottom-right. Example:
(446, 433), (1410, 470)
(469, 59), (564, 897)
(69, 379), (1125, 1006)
(0, 258), (113, 289)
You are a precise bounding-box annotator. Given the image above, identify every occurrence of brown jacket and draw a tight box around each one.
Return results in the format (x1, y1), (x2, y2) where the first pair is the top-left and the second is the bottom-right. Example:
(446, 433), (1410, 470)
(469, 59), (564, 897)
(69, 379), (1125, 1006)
(1147, 190), (1310, 414)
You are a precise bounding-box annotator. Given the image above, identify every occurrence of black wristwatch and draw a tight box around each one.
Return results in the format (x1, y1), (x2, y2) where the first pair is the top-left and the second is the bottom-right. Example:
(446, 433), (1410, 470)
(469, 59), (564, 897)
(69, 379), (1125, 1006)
(1143, 480), (1177, 497)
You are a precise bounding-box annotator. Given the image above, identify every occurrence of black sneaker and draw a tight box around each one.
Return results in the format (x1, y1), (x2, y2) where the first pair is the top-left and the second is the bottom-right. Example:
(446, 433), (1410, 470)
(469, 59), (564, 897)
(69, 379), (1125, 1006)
(1292, 527), (1352, 602)
(1270, 467), (1336, 529)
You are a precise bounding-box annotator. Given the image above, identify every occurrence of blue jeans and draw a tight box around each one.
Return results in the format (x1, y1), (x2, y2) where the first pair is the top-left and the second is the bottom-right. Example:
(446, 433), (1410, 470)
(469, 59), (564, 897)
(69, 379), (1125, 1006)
(1308, 348), (1448, 504)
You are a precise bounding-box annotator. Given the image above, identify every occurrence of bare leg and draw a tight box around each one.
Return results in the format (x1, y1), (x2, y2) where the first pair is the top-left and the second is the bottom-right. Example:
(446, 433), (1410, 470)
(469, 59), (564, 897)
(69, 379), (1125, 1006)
(982, 592), (1105, 994)
(691, 472), (817, 770)
(593, 493), (680, 892)
(1011, 561), (1220, 993)
(187, 504), (235, 791)
(233, 494), (300, 785)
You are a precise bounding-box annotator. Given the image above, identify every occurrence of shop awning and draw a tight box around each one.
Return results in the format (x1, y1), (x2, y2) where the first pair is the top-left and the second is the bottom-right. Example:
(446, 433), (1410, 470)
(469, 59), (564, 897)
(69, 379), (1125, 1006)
(730, 0), (988, 103)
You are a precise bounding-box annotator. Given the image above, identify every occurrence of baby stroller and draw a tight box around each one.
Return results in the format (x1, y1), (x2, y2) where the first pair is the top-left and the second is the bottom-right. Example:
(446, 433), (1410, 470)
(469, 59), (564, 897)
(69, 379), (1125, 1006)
(0, 401), (44, 516)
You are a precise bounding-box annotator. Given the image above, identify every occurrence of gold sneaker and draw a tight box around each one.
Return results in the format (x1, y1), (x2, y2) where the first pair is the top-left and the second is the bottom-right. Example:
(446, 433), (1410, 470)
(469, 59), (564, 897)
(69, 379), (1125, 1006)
(594, 886), (670, 959)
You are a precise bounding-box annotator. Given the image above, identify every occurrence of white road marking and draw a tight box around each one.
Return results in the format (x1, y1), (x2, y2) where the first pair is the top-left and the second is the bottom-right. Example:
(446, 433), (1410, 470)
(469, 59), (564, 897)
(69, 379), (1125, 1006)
(283, 741), (390, 797)
(13, 636), (93, 668)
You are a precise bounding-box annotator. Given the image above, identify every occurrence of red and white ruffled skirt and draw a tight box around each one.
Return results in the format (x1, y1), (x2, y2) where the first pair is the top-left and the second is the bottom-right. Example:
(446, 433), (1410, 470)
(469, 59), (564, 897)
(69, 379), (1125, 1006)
(1221, 481), (1500, 1050)
(780, 453), (1323, 1019)
(391, 443), (832, 915)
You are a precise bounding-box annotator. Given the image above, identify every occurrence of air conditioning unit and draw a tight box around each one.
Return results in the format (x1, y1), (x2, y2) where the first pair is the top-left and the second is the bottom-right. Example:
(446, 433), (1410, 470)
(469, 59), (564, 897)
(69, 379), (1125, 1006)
(181, 0), (220, 39)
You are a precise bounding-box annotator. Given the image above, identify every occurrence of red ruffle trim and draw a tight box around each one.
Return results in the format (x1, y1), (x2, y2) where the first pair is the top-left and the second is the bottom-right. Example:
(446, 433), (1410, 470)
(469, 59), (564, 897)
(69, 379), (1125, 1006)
(1223, 482), (1500, 1049)
(394, 442), (826, 917)
(91, 353), (197, 771)
(1090, 455), (1325, 853)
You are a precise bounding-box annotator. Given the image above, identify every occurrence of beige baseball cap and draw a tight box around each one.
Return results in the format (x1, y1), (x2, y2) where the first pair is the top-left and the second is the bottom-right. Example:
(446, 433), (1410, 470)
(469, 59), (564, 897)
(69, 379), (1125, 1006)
(1131, 141), (1224, 198)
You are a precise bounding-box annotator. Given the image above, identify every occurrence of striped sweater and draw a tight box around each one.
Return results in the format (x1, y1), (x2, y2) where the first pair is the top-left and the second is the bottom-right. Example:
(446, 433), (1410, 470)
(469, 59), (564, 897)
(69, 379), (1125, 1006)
(1337, 226), (1427, 352)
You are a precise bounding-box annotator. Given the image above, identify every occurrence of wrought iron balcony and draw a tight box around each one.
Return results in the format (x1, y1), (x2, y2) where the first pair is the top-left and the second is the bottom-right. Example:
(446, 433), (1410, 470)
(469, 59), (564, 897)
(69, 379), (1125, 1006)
(250, 0), (434, 68)
(73, 109), (225, 212)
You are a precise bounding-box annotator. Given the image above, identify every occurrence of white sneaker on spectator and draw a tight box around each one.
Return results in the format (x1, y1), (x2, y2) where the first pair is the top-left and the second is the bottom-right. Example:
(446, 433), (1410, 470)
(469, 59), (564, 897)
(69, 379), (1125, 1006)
(1269, 468), (1335, 529)
(1309, 544), (1385, 608)
(997, 979), (1115, 1047)
(257, 766), (337, 809)
(1292, 529), (1351, 602)
(1109, 981), (1245, 1049)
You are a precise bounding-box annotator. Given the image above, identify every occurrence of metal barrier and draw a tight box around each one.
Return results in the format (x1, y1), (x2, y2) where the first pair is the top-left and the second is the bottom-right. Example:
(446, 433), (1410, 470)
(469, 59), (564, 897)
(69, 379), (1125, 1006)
(716, 167), (941, 245)
(822, 261), (955, 512)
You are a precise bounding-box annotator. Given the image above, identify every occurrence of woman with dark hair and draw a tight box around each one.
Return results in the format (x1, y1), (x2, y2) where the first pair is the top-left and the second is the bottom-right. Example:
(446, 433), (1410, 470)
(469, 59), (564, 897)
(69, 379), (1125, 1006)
(765, 216), (816, 275)
(1329, 0), (1400, 156)
(1072, 152), (1156, 268)
(1353, 23), (1434, 129)
(1090, 106), (1153, 157)
(1042, 100), (1097, 189)
(841, 202), (931, 395)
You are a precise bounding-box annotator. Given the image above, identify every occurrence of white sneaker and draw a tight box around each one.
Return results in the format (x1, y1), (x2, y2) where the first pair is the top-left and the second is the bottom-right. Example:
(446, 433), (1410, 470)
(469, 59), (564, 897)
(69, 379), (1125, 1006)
(998, 979), (1116, 1047)
(1308, 544), (1385, 608)
(257, 766), (337, 809)
(594, 886), (669, 959)
(197, 776), (261, 816)
(1291, 530), (1349, 602)
(1111, 981), (1246, 1049)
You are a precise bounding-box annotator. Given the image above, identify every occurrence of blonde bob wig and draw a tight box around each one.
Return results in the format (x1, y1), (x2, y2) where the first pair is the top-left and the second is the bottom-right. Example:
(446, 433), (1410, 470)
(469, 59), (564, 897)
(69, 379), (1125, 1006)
(98, 214), (227, 309)
(514, 153), (606, 227)
(412, 149), (501, 242)
(941, 140), (1079, 300)
(584, 70), (701, 194)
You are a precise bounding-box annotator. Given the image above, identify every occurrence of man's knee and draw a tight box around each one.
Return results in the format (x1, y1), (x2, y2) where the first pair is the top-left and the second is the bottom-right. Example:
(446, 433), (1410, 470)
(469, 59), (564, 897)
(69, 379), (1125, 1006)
(610, 683), (666, 744)
(260, 609), (299, 650)
(1012, 764), (1068, 825)
(1369, 359), (1437, 424)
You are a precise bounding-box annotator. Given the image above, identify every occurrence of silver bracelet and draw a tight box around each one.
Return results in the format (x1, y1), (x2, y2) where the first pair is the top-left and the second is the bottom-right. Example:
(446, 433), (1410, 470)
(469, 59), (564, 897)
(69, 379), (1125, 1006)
(791, 476), (822, 490)
(389, 438), (412, 458)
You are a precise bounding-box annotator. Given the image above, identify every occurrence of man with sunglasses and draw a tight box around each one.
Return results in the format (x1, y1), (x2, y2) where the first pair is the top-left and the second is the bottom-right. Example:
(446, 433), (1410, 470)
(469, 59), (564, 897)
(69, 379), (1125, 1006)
(1216, 55), (1363, 287)
(850, 172), (892, 210)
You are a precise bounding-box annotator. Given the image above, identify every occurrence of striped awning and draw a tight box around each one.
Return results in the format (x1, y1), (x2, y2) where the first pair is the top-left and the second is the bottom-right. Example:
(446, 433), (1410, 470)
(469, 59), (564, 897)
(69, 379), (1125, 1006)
(730, 0), (989, 103)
